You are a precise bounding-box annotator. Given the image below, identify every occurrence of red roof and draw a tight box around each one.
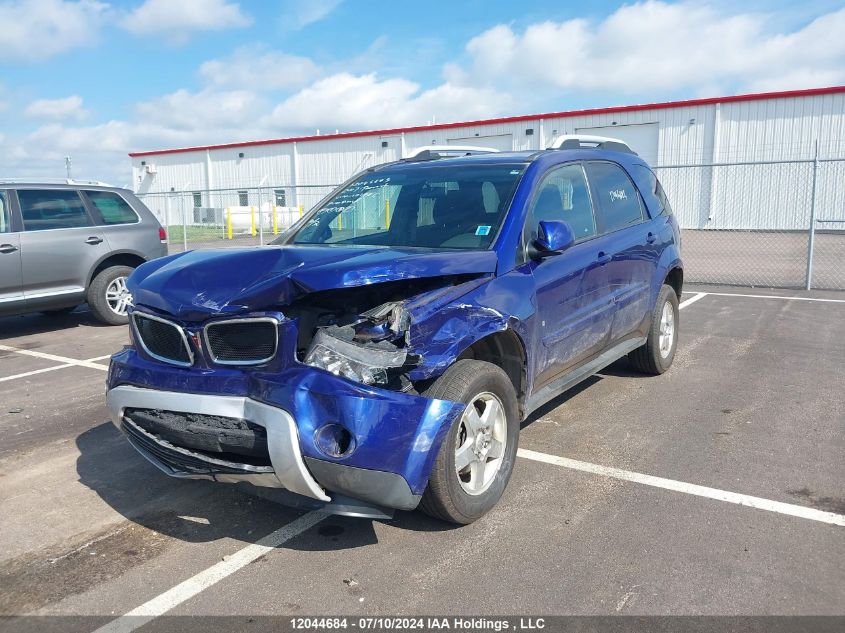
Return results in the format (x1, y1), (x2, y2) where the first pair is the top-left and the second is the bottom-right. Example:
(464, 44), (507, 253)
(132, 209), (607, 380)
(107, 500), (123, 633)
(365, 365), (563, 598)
(128, 85), (845, 158)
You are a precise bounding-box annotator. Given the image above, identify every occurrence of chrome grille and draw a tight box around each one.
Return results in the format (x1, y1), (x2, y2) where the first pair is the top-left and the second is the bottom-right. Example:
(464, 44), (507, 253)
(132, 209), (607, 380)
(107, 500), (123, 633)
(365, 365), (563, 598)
(204, 318), (278, 365)
(132, 312), (193, 367)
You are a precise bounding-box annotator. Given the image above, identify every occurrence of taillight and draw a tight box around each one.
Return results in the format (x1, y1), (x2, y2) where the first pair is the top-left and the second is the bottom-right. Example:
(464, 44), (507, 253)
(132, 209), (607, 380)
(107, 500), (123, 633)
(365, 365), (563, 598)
(158, 226), (167, 242)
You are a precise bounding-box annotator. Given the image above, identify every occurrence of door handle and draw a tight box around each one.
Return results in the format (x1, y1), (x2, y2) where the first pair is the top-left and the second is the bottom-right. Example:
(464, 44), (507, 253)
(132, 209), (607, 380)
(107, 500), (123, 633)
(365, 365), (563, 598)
(646, 232), (656, 244)
(85, 236), (104, 245)
(0, 243), (18, 254)
(597, 251), (612, 265)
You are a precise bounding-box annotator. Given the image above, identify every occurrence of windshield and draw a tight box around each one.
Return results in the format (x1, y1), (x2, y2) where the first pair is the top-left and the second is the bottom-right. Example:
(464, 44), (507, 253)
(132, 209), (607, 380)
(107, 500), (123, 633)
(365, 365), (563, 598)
(287, 163), (526, 249)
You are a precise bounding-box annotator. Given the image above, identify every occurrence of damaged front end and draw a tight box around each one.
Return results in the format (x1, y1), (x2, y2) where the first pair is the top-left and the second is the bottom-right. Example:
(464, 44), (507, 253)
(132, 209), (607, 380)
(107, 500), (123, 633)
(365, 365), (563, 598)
(107, 246), (527, 517)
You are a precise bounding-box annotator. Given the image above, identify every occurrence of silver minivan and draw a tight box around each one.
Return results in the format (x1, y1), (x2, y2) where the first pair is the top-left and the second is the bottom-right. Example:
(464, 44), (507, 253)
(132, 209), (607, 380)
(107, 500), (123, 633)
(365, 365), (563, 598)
(0, 181), (167, 325)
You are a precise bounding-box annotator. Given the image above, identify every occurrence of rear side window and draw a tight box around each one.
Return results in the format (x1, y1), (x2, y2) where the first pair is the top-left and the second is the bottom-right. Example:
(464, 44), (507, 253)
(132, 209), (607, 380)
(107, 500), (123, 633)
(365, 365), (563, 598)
(655, 180), (672, 216)
(632, 165), (673, 217)
(18, 190), (91, 231)
(586, 162), (644, 233)
(85, 190), (139, 225)
(527, 163), (596, 241)
(0, 192), (9, 233)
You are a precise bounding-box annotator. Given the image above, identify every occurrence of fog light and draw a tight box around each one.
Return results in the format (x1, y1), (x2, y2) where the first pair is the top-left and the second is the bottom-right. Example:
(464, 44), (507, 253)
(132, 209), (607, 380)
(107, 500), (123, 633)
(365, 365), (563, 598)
(314, 424), (355, 458)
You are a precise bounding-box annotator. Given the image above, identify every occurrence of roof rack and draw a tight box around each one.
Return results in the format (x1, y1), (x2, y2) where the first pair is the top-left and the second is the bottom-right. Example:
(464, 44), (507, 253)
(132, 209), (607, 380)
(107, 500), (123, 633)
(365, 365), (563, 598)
(547, 134), (636, 155)
(0, 177), (114, 187)
(404, 145), (500, 161)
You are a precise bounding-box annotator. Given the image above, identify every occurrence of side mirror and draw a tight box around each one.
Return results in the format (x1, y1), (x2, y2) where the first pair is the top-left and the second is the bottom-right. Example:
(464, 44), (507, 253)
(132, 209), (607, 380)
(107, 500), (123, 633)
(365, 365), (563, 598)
(534, 220), (575, 255)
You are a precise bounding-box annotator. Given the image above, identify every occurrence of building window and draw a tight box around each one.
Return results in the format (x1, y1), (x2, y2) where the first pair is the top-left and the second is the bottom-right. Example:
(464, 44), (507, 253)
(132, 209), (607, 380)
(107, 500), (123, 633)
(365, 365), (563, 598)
(193, 192), (202, 208)
(238, 191), (249, 206)
(274, 189), (286, 206)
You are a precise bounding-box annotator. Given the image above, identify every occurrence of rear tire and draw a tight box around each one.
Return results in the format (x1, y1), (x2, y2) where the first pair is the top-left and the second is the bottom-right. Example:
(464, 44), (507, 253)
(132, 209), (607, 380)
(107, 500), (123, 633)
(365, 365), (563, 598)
(419, 360), (519, 525)
(88, 265), (134, 326)
(629, 284), (679, 375)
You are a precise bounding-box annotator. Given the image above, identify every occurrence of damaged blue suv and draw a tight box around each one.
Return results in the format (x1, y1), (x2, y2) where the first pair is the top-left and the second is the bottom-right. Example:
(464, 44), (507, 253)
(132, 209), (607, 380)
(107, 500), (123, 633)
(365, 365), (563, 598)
(107, 137), (683, 524)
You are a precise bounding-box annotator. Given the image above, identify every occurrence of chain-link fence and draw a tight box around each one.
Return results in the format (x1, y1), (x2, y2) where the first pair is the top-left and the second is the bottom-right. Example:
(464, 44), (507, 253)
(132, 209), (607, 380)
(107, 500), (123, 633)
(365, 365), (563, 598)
(136, 184), (337, 251)
(136, 158), (845, 290)
(655, 157), (845, 290)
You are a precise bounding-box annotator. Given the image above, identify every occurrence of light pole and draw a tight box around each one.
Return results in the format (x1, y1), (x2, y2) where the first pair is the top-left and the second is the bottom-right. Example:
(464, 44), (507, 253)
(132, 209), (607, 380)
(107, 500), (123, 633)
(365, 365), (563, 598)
(64, 156), (72, 180)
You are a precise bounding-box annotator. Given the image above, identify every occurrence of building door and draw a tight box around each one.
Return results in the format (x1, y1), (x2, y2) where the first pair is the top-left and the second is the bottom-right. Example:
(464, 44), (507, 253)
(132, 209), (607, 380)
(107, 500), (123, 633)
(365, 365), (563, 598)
(447, 134), (514, 152)
(575, 123), (659, 165)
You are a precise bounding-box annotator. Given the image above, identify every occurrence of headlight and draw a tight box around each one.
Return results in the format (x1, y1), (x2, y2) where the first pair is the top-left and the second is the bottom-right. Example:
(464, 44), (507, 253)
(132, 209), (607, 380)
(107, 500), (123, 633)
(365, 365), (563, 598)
(304, 327), (408, 385)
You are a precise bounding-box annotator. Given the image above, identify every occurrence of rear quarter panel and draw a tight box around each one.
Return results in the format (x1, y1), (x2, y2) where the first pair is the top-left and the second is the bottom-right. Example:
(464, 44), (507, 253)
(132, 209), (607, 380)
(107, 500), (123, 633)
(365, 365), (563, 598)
(625, 160), (683, 304)
(100, 191), (167, 262)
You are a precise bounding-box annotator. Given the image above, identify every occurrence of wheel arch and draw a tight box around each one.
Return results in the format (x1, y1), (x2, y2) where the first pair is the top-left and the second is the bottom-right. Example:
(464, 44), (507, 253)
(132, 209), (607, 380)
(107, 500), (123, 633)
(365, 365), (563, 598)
(86, 251), (147, 288)
(455, 328), (528, 417)
(664, 266), (683, 298)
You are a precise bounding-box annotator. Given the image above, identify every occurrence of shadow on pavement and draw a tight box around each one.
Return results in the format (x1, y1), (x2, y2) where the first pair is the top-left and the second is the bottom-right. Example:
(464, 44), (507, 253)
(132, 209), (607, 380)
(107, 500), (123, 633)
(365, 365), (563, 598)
(75, 422), (455, 553)
(0, 308), (112, 340)
(520, 375), (602, 430)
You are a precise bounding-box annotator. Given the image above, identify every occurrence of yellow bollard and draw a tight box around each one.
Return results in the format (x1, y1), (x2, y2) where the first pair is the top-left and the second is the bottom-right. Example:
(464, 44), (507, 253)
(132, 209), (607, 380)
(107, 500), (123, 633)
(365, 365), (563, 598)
(250, 206), (256, 237)
(338, 212), (343, 231)
(385, 199), (391, 228)
(298, 204), (303, 218)
(272, 206), (278, 235)
(226, 208), (232, 240)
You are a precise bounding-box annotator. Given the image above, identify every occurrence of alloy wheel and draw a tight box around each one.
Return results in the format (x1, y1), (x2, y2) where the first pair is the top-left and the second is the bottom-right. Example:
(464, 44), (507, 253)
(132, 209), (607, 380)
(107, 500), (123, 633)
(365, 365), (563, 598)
(454, 392), (507, 495)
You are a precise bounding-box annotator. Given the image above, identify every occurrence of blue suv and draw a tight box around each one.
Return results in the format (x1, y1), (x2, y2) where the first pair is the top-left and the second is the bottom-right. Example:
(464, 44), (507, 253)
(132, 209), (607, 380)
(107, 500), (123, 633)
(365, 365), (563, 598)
(106, 138), (682, 525)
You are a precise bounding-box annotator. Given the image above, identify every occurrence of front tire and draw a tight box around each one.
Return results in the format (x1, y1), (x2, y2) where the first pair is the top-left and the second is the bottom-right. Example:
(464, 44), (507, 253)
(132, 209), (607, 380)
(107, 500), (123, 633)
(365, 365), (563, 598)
(629, 284), (679, 375)
(419, 360), (519, 525)
(88, 265), (134, 325)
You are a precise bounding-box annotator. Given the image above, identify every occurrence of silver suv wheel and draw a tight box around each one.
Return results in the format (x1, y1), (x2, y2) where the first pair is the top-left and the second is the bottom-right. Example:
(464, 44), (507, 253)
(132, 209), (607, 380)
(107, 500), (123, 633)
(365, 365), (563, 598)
(105, 276), (132, 316)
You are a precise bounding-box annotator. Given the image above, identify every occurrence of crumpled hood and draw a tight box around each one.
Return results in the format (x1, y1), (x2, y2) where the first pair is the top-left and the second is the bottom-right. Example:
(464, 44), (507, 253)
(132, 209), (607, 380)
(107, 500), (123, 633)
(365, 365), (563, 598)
(128, 245), (499, 320)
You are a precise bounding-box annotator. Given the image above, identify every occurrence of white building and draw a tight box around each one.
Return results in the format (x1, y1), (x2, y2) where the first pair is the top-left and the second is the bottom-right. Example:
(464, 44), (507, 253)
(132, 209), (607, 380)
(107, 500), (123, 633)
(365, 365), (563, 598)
(130, 86), (845, 231)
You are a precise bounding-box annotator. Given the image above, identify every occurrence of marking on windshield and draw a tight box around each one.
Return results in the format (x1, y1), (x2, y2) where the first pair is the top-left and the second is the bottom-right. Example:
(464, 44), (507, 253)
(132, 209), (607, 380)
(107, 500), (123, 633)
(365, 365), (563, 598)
(475, 225), (491, 236)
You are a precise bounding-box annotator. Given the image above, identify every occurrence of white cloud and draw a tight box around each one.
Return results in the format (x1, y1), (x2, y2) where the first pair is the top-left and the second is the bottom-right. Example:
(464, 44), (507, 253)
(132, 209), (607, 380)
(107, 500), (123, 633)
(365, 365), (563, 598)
(0, 0), (108, 62)
(462, 1), (845, 96)
(269, 72), (511, 131)
(279, 0), (341, 30)
(135, 87), (267, 132)
(6, 1), (845, 186)
(5, 87), (271, 184)
(199, 45), (322, 90)
(25, 95), (88, 121)
(122, 0), (251, 44)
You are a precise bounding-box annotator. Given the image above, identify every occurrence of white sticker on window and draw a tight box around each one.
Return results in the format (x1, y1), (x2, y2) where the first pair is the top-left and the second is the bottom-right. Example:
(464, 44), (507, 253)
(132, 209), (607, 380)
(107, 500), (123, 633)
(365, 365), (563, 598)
(475, 225), (491, 236)
(609, 189), (628, 202)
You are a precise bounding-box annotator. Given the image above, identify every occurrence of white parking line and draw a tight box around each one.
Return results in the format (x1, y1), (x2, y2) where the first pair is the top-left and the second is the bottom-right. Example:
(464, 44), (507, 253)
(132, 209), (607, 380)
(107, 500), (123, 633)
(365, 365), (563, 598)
(678, 290), (845, 310)
(0, 363), (76, 383)
(517, 448), (845, 527)
(679, 292), (707, 309)
(696, 291), (845, 304)
(92, 510), (327, 633)
(0, 344), (110, 372)
(0, 353), (113, 383)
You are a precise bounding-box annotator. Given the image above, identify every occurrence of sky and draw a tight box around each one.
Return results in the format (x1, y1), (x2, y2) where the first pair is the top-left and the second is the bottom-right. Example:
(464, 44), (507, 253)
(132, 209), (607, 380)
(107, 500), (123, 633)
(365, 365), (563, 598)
(1, 0), (844, 186)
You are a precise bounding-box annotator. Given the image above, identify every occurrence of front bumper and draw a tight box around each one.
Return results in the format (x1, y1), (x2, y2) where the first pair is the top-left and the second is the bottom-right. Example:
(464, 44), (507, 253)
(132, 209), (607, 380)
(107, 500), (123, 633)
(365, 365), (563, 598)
(107, 349), (465, 511)
(107, 385), (330, 501)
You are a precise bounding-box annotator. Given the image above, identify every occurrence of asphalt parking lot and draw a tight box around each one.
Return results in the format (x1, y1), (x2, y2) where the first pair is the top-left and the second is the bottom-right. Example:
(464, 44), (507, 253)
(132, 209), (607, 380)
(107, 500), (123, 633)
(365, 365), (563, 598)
(0, 285), (843, 628)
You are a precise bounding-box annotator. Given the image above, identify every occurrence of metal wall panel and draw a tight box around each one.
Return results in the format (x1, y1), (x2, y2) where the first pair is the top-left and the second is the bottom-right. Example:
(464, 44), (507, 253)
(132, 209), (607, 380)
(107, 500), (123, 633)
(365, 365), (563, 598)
(130, 93), (844, 232)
